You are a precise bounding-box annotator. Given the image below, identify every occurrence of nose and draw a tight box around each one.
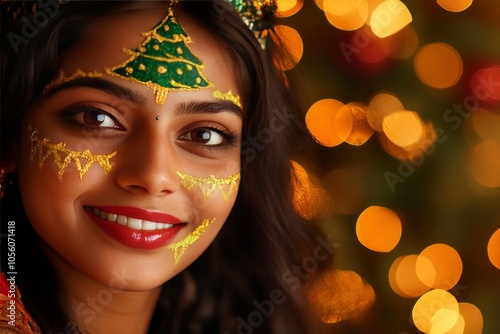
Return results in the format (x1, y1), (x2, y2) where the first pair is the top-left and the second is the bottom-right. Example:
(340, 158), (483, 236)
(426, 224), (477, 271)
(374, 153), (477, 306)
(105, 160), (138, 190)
(114, 129), (179, 196)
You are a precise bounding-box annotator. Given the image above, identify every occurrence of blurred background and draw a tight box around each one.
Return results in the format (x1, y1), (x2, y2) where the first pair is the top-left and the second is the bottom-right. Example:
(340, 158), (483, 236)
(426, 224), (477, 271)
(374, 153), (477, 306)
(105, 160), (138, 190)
(275, 0), (500, 333)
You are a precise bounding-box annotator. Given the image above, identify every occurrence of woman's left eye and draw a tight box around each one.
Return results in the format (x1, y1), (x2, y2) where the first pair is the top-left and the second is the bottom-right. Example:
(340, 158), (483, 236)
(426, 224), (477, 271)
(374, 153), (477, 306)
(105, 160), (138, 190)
(180, 128), (231, 146)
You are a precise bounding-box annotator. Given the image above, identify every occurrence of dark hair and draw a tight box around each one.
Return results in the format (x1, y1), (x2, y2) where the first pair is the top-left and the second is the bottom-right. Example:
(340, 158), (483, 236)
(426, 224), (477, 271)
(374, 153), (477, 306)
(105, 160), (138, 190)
(1, 1), (329, 333)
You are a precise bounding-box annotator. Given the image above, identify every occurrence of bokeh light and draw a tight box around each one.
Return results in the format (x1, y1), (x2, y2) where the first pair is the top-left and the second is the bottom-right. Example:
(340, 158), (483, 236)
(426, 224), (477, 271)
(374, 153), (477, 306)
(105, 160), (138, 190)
(306, 99), (353, 147)
(342, 102), (375, 145)
(412, 289), (459, 334)
(271, 25), (303, 71)
(458, 302), (484, 333)
(414, 42), (463, 88)
(389, 255), (433, 298)
(487, 228), (500, 269)
(356, 205), (402, 252)
(324, 0), (369, 31)
(307, 269), (375, 324)
(437, 0), (473, 13)
(416, 243), (463, 290)
(291, 161), (333, 220)
(469, 140), (500, 188)
(276, 0), (304, 17)
(382, 110), (425, 150)
(470, 66), (500, 102)
(379, 25), (419, 59)
(369, 0), (412, 38)
(367, 92), (405, 131)
(470, 108), (500, 141)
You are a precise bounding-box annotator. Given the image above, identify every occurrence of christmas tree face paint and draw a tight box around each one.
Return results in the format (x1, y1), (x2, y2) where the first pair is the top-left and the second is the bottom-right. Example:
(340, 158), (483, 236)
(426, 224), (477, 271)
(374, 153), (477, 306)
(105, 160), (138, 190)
(105, 7), (213, 104)
(176, 171), (240, 202)
(29, 124), (116, 179)
(167, 217), (215, 264)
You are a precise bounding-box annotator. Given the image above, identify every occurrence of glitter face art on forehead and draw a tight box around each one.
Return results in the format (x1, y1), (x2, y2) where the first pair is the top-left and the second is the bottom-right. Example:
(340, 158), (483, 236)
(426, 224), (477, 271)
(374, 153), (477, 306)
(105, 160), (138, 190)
(105, 7), (213, 104)
(168, 217), (215, 264)
(29, 124), (116, 179)
(213, 89), (242, 109)
(176, 171), (240, 202)
(43, 69), (103, 93)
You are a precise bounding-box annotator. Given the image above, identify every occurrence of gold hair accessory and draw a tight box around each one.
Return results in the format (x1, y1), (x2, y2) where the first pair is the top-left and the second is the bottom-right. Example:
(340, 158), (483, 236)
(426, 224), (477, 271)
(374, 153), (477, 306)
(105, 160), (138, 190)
(213, 89), (242, 109)
(43, 69), (103, 93)
(105, 7), (213, 105)
(176, 171), (240, 202)
(29, 125), (116, 179)
(227, 0), (277, 49)
(167, 217), (215, 264)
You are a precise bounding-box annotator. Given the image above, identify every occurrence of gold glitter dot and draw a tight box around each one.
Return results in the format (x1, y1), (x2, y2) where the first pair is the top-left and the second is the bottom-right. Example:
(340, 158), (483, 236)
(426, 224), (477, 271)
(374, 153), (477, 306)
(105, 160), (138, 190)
(186, 64), (193, 71)
(125, 67), (133, 74)
(158, 66), (167, 74)
(177, 47), (183, 54)
(176, 68), (183, 75)
(139, 64), (146, 71)
(164, 25), (170, 31)
(196, 77), (201, 84)
(153, 44), (160, 51)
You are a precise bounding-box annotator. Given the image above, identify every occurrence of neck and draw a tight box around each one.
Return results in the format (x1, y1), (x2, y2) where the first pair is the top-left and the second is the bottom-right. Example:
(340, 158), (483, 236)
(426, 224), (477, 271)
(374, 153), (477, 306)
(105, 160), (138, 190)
(43, 246), (162, 333)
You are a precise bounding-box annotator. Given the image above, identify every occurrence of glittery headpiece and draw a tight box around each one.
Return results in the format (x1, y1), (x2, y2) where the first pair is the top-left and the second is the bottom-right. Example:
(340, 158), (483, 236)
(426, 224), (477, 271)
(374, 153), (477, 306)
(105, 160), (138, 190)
(227, 0), (278, 49)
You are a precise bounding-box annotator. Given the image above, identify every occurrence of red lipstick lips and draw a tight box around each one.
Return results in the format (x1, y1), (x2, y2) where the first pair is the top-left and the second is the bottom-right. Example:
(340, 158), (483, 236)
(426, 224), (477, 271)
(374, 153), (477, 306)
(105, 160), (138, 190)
(86, 206), (184, 249)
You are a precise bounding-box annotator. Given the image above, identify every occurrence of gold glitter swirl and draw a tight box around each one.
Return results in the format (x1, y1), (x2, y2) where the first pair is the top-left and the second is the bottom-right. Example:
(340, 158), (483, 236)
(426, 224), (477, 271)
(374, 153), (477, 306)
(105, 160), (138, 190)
(213, 89), (243, 109)
(167, 218), (215, 264)
(43, 68), (103, 93)
(176, 171), (240, 202)
(29, 125), (116, 179)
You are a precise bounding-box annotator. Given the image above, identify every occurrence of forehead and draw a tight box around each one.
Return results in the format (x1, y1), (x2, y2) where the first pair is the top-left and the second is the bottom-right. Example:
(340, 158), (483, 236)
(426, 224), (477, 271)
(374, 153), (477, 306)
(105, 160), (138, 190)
(58, 6), (237, 95)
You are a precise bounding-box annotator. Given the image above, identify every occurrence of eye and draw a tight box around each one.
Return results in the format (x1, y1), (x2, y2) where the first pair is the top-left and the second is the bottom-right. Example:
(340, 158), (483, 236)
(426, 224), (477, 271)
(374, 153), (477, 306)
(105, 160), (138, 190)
(180, 128), (227, 146)
(75, 108), (119, 128)
(60, 105), (123, 130)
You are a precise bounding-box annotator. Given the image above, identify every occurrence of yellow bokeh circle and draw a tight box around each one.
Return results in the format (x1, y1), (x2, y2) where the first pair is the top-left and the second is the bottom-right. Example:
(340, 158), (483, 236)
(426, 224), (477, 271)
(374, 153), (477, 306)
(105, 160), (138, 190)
(356, 205), (402, 252)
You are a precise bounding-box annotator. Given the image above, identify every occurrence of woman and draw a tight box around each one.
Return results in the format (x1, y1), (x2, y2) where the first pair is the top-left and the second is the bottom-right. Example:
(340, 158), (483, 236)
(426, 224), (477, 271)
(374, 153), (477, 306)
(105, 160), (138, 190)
(1, 1), (330, 332)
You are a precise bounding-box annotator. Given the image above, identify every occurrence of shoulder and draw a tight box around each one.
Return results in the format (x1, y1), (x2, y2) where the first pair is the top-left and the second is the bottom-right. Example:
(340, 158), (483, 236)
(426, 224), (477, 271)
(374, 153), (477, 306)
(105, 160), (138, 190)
(1, 272), (42, 334)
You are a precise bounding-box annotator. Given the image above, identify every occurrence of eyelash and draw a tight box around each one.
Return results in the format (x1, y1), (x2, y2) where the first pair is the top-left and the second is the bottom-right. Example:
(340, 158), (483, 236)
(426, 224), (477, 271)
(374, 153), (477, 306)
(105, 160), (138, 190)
(58, 105), (238, 149)
(180, 125), (238, 150)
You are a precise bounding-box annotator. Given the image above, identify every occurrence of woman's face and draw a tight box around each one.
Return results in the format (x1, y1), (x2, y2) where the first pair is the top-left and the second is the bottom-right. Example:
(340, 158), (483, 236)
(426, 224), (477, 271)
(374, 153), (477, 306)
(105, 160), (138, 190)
(15, 7), (242, 289)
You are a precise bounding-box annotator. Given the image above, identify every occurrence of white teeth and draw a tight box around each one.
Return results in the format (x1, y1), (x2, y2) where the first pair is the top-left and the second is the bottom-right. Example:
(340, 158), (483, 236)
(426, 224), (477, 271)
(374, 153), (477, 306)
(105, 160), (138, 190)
(107, 213), (117, 222)
(116, 215), (127, 225)
(90, 207), (174, 230)
(142, 220), (156, 231)
(127, 218), (142, 230)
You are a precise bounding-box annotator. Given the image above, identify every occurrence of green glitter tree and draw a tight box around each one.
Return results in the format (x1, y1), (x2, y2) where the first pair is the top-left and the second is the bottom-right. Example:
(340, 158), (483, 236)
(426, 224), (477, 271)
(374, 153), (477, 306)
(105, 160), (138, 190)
(106, 8), (212, 104)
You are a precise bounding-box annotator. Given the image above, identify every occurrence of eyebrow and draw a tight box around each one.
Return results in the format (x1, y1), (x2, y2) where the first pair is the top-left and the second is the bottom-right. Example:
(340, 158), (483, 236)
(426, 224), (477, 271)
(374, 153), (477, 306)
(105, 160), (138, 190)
(43, 77), (244, 117)
(175, 100), (243, 119)
(43, 77), (144, 104)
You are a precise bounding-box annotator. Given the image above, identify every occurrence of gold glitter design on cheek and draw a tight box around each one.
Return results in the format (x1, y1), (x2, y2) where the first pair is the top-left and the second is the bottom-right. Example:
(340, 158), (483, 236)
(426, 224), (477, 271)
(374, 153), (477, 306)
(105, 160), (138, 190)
(43, 68), (103, 93)
(212, 89), (243, 109)
(176, 171), (240, 202)
(29, 124), (117, 179)
(167, 217), (215, 264)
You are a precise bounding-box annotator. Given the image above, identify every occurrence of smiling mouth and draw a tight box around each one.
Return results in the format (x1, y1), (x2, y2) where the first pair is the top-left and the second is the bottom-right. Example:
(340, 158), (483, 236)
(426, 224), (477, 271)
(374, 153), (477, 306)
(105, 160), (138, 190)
(86, 207), (176, 231)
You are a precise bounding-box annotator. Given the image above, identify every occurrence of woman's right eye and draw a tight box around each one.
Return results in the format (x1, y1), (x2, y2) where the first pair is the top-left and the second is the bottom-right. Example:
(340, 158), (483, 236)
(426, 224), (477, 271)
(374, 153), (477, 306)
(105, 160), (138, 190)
(62, 106), (123, 130)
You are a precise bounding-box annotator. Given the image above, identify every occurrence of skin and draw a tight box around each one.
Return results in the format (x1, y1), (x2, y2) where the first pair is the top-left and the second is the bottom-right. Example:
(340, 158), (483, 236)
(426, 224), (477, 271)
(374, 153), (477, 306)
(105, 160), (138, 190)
(12, 6), (242, 333)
